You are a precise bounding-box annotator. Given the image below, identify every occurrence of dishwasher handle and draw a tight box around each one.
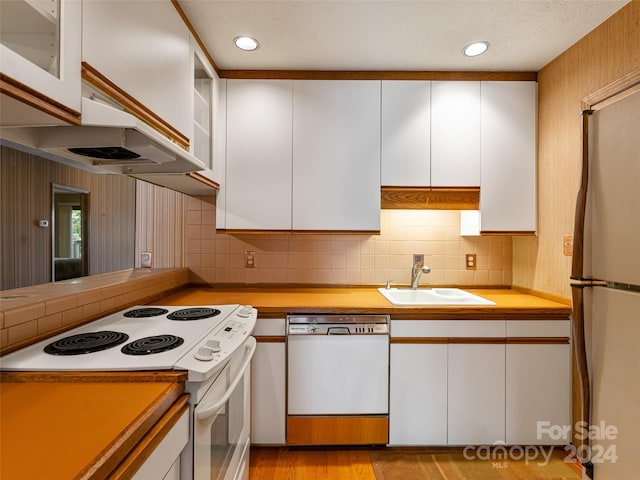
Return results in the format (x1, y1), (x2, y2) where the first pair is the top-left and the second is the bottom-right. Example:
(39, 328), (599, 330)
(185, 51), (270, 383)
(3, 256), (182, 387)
(327, 326), (351, 335)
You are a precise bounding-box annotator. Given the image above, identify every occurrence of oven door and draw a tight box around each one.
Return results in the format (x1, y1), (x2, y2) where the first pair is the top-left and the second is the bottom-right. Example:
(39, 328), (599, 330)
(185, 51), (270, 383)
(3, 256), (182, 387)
(193, 337), (256, 480)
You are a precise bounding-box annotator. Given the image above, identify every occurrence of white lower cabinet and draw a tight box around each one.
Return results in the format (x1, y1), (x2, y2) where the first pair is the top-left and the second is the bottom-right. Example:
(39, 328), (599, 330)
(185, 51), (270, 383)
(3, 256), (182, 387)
(389, 343), (447, 445)
(250, 319), (286, 444)
(447, 343), (506, 445)
(389, 319), (570, 447)
(506, 320), (572, 445)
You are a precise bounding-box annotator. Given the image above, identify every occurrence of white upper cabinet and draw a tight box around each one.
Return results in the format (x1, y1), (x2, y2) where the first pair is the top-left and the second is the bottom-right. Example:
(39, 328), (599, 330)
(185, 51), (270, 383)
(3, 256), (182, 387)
(192, 48), (215, 168)
(431, 81), (481, 187)
(225, 79), (293, 230)
(480, 81), (537, 233)
(381, 81), (431, 186)
(82, 0), (192, 139)
(292, 80), (381, 231)
(0, 0), (81, 123)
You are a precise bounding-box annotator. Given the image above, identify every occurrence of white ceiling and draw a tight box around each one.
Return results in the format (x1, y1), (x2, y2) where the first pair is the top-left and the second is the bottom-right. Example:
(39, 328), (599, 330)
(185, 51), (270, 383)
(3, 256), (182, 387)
(178, 0), (628, 72)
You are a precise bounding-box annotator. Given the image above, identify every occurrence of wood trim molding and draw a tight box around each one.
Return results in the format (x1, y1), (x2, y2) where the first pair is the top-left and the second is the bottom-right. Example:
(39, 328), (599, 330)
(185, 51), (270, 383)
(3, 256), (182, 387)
(390, 337), (449, 344)
(108, 394), (189, 480)
(0, 74), (81, 125)
(170, 0), (221, 77)
(219, 70), (538, 81)
(0, 371), (188, 383)
(505, 337), (570, 345)
(186, 172), (220, 190)
(81, 62), (190, 149)
(391, 337), (569, 345)
(218, 229), (381, 235)
(75, 382), (185, 479)
(480, 230), (536, 236)
(254, 335), (286, 343)
(381, 186), (480, 210)
(287, 415), (389, 445)
(582, 67), (640, 110)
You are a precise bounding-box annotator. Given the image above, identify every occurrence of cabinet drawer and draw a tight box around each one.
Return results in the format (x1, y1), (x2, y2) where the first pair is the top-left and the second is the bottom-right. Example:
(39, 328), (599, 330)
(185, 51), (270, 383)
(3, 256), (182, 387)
(253, 318), (286, 336)
(506, 320), (570, 337)
(391, 320), (505, 338)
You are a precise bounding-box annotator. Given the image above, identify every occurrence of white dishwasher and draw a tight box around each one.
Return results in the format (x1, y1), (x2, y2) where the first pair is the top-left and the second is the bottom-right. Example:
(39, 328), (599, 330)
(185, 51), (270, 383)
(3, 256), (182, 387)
(286, 314), (390, 445)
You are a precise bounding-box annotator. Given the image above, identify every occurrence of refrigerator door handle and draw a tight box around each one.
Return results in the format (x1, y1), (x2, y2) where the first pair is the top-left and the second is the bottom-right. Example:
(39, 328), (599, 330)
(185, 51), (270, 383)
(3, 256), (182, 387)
(571, 279), (640, 293)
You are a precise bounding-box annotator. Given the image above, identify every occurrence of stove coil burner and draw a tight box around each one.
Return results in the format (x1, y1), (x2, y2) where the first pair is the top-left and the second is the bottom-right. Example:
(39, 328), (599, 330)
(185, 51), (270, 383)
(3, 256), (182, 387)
(123, 307), (170, 318)
(44, 331), (129, 356)
(167, 307), (221, 321)
(121, 335), (185, 355)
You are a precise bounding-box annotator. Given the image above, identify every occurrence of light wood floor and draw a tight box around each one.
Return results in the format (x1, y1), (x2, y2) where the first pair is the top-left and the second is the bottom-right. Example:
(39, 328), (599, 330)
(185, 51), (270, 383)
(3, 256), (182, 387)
(249, 446), (583, 480)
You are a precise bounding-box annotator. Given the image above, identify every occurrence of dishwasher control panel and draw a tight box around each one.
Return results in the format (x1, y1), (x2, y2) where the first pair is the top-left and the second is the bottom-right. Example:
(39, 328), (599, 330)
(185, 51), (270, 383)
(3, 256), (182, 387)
(287, 314), (389, 335)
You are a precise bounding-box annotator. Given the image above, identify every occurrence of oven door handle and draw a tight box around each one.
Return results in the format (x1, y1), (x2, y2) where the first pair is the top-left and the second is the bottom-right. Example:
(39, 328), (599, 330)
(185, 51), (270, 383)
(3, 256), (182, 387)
(195, 336), (257, 421)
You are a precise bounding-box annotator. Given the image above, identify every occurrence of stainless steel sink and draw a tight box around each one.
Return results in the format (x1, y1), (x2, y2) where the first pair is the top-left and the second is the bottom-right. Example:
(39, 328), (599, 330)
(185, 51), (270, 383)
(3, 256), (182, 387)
(377, 287), (495, 306)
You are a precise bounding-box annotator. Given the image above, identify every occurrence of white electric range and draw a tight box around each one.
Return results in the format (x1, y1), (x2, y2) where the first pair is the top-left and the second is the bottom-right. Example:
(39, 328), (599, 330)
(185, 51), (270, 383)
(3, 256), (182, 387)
(0, 304), (258, 480)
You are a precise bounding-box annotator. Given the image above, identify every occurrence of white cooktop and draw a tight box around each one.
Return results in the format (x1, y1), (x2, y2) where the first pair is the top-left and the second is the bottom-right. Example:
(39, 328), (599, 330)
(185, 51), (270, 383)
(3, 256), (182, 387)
(0, 304), (245, 373)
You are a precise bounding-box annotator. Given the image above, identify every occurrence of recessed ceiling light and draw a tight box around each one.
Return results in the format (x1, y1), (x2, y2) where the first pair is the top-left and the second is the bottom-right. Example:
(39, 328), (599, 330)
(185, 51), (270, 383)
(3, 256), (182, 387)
(463, 41), (490, 57)
(234, 36), (260, 51)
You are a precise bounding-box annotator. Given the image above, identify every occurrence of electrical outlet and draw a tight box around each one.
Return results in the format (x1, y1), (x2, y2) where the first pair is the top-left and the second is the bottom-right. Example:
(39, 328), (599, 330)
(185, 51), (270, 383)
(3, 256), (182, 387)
(245, 251), (256, 268)
(465, 253), (477, 270)
(563, 234), (574, 256)
(413, 254), (424, 267)
(141, 252), (152, 268)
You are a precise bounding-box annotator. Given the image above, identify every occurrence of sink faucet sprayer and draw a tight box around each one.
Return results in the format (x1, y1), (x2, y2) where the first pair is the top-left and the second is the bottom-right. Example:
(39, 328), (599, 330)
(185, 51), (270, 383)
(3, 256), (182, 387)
(411, 254), (431, 289)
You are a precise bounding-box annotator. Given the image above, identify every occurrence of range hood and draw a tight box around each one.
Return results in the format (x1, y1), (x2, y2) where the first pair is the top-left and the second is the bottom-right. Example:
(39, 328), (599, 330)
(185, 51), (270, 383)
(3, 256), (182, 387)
(1, 96), (207, 175)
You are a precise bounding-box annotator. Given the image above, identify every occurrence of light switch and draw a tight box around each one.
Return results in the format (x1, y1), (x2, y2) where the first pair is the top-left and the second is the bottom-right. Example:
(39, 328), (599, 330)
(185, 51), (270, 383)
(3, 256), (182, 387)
(563, 235), (574, 256)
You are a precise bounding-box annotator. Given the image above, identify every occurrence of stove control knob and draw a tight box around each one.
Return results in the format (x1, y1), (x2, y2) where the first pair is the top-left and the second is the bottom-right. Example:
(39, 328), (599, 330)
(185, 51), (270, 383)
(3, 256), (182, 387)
(238, 306), (253, 318)
(194, 347), (215, 361)
(205, 340), (221, 352)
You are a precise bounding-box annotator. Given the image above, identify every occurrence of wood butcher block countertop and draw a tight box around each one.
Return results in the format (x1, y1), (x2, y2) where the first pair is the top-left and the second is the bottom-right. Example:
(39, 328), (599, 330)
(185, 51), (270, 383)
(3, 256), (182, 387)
(0, 372), (187, 480)
(156, 286), (571, 319)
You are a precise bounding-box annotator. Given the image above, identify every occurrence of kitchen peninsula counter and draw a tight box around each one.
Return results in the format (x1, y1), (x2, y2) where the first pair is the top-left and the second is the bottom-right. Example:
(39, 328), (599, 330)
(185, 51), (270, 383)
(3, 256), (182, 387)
(0, 372), (187, 480)
(156, 286), (571, 319)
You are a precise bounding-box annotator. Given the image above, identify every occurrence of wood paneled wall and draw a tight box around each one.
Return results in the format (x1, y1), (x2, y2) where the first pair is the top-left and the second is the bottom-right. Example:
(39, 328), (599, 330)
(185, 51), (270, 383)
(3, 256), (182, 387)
(512, 0), (640, 298)
(135, 180), (185, 269)
(0, 146), (136, 290)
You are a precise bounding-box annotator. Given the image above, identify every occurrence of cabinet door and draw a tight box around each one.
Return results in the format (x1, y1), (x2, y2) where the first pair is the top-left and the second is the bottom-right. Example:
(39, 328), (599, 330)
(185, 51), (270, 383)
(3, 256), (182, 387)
(506, 344), (571, 445)
(226, 80), (293, 230)
(251, 341), (286, 444)
(0, 0), (81, 116)
(448, 343), (505, 445)
(431, 81), (481, 187)
(82, 0), (191, 137)
(389, 343), (447, 445)
(381, 81), (431, 186)
(292, 80), (381, 231)
(480, 81), (537, 233)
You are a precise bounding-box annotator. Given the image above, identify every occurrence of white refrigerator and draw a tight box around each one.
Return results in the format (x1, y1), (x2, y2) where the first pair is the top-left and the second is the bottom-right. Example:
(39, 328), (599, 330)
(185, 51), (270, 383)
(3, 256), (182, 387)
(571, 88), (640, 480)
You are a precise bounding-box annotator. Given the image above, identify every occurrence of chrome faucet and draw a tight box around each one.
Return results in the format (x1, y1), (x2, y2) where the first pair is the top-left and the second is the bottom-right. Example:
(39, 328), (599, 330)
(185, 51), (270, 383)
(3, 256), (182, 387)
(411, 255), (431, 289)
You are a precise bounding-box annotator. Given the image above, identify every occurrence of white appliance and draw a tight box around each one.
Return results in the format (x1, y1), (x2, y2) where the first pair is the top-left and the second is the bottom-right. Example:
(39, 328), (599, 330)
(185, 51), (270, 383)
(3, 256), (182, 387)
(571, 89), (640, 480)
(0, 304), (257, 480)
(286, 314), (389, 445)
